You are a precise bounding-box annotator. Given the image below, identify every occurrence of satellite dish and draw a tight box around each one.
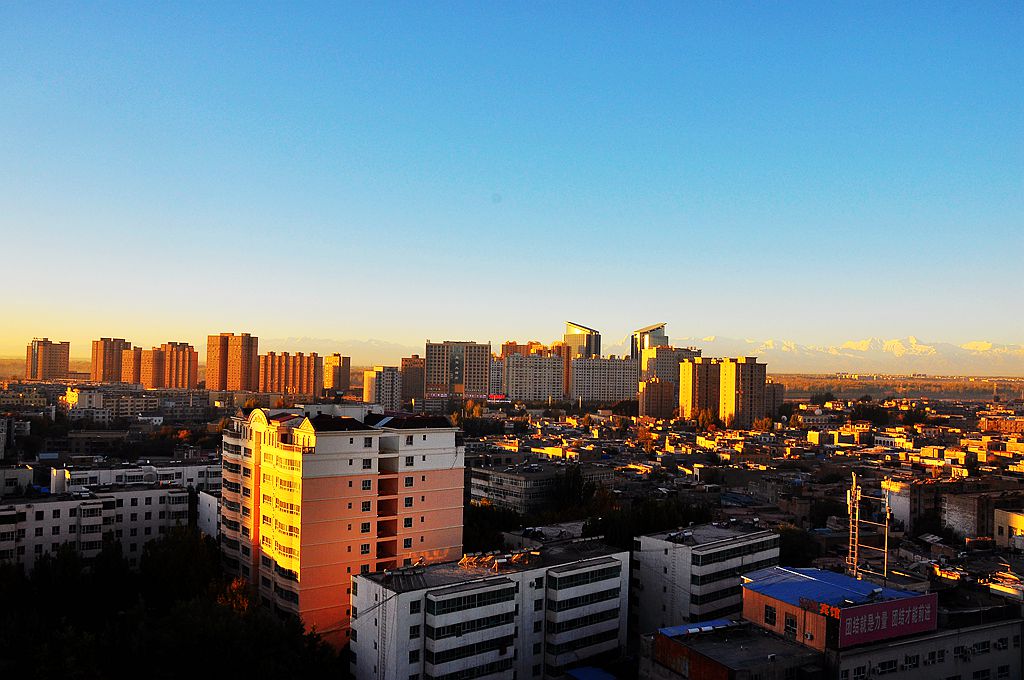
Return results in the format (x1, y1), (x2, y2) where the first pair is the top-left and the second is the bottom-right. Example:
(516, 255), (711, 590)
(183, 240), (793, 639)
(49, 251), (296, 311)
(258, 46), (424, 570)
(815, 409), (823, 416)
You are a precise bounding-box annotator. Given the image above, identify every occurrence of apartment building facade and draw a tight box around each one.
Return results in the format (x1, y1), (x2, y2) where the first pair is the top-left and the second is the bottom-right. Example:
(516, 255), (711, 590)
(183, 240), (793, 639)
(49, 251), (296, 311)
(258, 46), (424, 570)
(25, 338), (70, 381)
(504, 353), (565, 402)
(206, 332), (259, 392)
(633, 524), (780, 635)
(363, 366), (403, 411)
(90, 338), (132, 383)
(220, 407), (464, 647)
(350, 540), (629, 680)
(424, 341), (491, 412)
(569, 356), (639, 403)
(0, 484), (190, 571)
(719, 357), (767, 429)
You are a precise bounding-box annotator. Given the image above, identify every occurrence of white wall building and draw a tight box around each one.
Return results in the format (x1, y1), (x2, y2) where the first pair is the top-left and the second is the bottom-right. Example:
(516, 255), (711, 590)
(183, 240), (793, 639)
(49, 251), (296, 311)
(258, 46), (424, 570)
(351, 540), (629, 680)
(198, 489), (220, 539)
(634, 523), (780, 635)
(0, 484), (190, 570)
(569, 357), (639, 403)
(363, 366), (403, 412)
(54, 461), (221, 491)
(504, 354), (564, 403)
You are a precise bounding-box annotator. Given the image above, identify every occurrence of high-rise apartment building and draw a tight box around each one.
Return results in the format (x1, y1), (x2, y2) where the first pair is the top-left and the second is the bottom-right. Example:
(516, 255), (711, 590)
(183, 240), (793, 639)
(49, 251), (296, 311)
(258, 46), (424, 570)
(206, 333), (259, 391)
(765, 380), (785, 418)
(503, 353), (564, 402)
(162, 342), (199, 389)
(424, 341), (491, 412)
(630, 322), (670, 360)
(569, 356), (639, 403)
(400, 355), (425, 407)
(679, 357), (721, 420)
(719, 357), (767, 429)
(121, 347), (142, 385)
(258, 352), (324, 398)
(489, 357), (504, 397)
(640, 345), (702, 405)
(500, 340), (547, 358)
(139, 348), (166, 389)
(363, 366), (402, 411)
(90, 338), (131, 383)
(324, 354), (352, 396)
(134, 342), (198, 389)
(563, 321), (601, 359)
(220, 407), (464, 647)
(25, 338), (70, 381)
(638, 378), (677, 419)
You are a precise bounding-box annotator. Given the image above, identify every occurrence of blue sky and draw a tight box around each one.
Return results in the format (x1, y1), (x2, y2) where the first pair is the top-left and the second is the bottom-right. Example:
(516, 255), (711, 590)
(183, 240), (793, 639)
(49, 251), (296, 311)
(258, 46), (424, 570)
(1, 3), (1021, 357)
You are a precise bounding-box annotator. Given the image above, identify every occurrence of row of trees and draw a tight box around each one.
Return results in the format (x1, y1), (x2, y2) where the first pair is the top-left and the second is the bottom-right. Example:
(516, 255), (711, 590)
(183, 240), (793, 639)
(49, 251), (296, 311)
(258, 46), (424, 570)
(0, 529), (341, 679)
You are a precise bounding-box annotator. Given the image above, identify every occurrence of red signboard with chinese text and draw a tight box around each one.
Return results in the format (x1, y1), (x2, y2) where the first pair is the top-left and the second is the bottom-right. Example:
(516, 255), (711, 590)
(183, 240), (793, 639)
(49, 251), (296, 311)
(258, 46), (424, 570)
(838, 592), (938, 648)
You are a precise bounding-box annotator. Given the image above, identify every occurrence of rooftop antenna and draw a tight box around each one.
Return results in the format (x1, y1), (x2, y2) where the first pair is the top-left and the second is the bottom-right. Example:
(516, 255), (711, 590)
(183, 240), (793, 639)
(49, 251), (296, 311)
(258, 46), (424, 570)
(847, 472), (891, 585)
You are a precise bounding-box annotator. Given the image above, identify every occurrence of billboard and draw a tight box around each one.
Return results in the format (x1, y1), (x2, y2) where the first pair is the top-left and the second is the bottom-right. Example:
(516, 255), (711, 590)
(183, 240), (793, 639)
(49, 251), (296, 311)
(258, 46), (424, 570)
(838, 592), (938, 648)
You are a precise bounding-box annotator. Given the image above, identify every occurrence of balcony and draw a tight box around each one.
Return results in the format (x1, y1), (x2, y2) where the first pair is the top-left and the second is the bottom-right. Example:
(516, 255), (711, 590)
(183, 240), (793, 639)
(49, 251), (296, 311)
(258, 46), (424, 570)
(378, 478), (398, 497)
(377, 519), (397, 538)
(378, 456), (399, 474)
(377, 498), (398, 518)
(376, 538), (397, 559)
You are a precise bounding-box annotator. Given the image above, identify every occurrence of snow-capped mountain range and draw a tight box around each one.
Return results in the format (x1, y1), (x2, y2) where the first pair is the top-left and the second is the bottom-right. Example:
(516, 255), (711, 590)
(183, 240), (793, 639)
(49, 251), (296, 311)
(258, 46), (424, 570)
(609, 335), (1024, 376)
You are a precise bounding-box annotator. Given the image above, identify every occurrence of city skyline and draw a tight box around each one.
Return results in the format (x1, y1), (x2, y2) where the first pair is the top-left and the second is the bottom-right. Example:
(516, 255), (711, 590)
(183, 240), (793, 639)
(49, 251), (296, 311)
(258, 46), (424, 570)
(2, 4), (1021, 354)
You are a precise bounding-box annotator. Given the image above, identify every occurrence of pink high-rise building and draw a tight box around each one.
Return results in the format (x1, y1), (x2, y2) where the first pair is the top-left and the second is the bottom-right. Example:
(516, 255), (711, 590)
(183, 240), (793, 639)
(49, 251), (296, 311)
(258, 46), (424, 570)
(220, 406), (464, 647)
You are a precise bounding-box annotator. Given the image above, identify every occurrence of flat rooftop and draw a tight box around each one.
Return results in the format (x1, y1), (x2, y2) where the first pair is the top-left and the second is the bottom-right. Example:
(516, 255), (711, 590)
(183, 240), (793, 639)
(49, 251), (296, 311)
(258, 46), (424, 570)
(743, 567), (920, 609)
(363, 539), (624, 594)
(646, 522), (774, 547)
(660, 622), (822, 670)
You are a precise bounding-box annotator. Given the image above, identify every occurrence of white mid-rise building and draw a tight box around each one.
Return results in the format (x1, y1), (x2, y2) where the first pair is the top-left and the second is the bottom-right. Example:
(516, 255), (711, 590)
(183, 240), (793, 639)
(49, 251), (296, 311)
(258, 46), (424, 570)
(363, 366), (403, 411)
(569, 356), (639, 403)
(351, 539), (629, 680)
(54, 461), (221, 491)
(504, 354), (564, 403)
(0, 484), (190, 571)
(633, 523), (780, 635)
(198, 488), (220, 539)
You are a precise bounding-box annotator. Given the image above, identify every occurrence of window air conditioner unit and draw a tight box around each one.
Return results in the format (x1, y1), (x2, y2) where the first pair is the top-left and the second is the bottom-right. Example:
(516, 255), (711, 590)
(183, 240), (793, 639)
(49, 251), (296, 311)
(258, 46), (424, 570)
(803, 632), (813, 640)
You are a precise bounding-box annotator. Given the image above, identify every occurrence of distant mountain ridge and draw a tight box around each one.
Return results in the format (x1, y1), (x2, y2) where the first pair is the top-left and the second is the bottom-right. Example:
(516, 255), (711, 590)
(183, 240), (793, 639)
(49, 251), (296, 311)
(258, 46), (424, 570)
(659, 335), (1024, 376)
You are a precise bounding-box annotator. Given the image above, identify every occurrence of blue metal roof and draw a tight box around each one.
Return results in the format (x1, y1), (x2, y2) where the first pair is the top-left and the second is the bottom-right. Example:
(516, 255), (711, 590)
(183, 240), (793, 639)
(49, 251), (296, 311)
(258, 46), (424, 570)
(742, 567), (918, 609)
(658, 618), (737, 638)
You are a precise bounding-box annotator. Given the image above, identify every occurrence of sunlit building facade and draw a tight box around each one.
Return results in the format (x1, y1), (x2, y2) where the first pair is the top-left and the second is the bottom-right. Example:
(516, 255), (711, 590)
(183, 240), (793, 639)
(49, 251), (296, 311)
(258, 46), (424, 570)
(424, 341), (491, 412)
(25, 338), (70, 381)
(90, 338), (132, 383)
(363, 366), (402, 411)
(679, 357), (721, 420)
(258, 352), (324, 399)
(206, 332), (259, 392)
(719, 357), (767, 429)
(324, 353), (352, 396)
(220, 408), (464, 647)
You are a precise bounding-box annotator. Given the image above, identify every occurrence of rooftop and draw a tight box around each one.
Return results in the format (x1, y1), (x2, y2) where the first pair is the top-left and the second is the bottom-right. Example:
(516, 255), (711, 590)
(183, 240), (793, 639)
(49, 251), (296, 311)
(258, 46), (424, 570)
(657, 622), (822, 671)
(361, 538), (624, 594)
(742, 567), (919, 609)
(646, 521), (774, 547)
(364, 413), (454, 430)
(306, 414), (376, 432)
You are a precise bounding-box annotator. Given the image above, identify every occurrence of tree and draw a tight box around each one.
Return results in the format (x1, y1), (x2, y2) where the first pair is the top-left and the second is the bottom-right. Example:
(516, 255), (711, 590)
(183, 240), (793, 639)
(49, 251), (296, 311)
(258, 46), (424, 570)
(752, 417), (773, 432)
(810, 392), (837, 406)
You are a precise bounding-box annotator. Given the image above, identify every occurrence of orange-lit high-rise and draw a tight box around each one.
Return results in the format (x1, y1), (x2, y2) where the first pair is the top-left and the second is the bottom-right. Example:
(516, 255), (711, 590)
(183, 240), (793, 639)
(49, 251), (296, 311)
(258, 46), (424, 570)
(91, 338), (132, 383)
(220, 407), (464, 647)
(258, 352), (323, 398)
(25, 338), (70, 381)
(323, 353), (351, 396)
(162, 342), (199, 389)
(206, 332), (259, 391)
(121, 347), (142, 384)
